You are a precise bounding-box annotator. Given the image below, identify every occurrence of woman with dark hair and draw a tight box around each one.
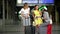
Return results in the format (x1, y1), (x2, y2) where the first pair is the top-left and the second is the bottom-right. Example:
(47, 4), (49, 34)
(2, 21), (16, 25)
(39, 5), (52, 34)
(32, 5), (43, 34)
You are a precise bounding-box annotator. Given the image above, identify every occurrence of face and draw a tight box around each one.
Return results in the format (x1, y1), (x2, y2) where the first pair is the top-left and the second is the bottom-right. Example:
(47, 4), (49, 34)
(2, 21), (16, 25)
(35, 6), (39, 10)
(26, 4), (28, 8)
(24, 4), (28, 9)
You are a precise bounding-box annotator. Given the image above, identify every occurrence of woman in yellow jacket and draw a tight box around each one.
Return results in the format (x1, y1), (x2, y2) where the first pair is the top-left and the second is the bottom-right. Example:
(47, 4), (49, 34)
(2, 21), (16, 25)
(32, 5), (43, 27)
(32, 5), (43, 34)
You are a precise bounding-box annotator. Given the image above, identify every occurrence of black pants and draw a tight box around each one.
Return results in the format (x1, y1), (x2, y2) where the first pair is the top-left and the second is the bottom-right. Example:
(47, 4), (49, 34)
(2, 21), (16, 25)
(31, 26), (35, 34)
(25, 26), (31, 34)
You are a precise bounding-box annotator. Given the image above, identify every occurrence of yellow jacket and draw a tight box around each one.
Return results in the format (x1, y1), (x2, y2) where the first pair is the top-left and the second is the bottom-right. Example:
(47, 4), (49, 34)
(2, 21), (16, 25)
(33, 10), (43, 26)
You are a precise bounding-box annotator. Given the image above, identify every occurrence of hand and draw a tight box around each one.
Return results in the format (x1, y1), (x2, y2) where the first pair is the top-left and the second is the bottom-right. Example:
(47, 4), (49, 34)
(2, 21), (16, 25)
(36, 25), (40, 28)
(44, 18), (47, 20)
(25, 16), (28, 19)
(42, 17), (47, 20)
(25, 17), (28, 19)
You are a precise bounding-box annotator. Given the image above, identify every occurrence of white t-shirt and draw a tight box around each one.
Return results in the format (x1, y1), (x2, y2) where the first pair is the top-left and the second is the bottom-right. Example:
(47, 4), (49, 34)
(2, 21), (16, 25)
(19, 8), (30, 17)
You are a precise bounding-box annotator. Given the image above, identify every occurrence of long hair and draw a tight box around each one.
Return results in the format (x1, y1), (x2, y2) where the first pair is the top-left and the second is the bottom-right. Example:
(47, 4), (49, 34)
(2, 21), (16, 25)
(34, 5), (39, 10)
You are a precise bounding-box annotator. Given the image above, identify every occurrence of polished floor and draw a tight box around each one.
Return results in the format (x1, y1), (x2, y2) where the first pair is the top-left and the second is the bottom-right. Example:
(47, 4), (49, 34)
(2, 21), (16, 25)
(0, 25), (60, 34)
(0, 20), (60, 34)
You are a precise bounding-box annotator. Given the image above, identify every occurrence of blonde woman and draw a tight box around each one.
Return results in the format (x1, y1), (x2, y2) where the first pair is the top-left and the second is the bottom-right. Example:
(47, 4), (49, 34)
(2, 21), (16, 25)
(19, 3), (31, 34)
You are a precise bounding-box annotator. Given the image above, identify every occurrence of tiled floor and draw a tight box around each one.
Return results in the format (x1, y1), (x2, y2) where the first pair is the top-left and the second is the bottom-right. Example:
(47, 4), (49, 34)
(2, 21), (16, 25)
(0, 24), (59, 34)
(0, 20), (60, 34)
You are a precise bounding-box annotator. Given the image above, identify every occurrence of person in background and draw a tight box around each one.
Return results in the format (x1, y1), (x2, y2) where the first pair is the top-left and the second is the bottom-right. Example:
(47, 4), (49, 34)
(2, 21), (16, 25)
(19, 3), (31, 34)
(32, 5), (43, 34)
(31, 7), (35, 34)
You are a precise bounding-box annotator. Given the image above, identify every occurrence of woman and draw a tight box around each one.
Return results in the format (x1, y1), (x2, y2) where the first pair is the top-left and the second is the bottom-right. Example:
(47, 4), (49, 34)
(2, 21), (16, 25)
(39, 6), (52, 34)
(19, 3), (31, 34)
(32, 5), (43, 34)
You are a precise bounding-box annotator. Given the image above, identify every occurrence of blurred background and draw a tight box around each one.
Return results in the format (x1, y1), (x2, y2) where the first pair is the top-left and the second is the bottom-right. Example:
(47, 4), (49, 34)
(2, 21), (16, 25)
(0, 0), (60, 34)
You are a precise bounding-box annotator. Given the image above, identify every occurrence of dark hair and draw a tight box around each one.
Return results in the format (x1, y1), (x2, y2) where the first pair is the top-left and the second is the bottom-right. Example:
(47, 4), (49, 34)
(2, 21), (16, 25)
(34, 5), (38, 7)
(34, 5), (38, 10)
(24, 3), (28, 6)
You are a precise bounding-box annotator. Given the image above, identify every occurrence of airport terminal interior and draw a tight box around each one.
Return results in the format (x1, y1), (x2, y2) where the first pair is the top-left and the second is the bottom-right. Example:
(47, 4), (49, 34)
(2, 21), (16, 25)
(0, 0), (60, 34)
